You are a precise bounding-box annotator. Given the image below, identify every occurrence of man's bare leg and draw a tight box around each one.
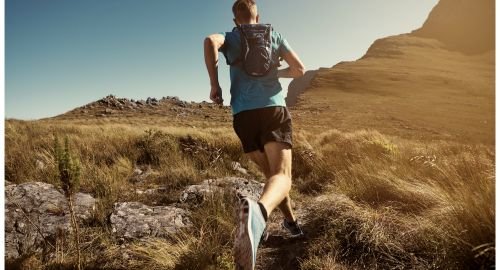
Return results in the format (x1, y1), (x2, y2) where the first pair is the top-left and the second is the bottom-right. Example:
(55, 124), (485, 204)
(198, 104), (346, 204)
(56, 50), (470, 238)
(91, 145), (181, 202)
(252, 141), (293, 217)
(246, 149), (296, 222)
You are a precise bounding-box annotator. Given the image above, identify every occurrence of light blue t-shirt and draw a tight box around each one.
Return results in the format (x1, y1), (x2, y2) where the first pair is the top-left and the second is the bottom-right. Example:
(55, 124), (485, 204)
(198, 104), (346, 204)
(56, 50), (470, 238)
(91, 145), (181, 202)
(218, 27), (293, 115)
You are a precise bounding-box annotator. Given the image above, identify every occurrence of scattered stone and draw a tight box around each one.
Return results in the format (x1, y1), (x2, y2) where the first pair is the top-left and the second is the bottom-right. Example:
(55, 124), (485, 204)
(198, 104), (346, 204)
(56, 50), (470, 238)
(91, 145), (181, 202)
(35, 160), (45, 170)
(129, 167), (152, 183)
(180, 177), (263, 205)
(5, 182), (97, 260)
(144, 187), (167, 195)
(105, 108), (113, 114)
(110, 202), (191, 240)
(231, 161), (248, 175)
(146, 97), (159, 106)
(176, 101), (188, 108)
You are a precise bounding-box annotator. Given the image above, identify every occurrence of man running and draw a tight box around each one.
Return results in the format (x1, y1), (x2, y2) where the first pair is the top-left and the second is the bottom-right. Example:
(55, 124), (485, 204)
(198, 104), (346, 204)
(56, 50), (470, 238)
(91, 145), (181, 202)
(203, 0), (305, 269)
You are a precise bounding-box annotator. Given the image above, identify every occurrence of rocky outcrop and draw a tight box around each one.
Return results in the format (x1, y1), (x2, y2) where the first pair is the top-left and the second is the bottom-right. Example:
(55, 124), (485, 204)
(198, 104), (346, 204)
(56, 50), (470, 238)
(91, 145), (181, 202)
(110, 202), (191, 240)
(286, 70), (319, 107)
(180, 177), (264, 205)
(5, 182), (97, 260)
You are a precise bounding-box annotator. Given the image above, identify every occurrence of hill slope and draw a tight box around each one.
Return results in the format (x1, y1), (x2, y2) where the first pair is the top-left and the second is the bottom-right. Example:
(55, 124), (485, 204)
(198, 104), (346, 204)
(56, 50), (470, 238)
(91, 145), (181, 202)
(290, 0), (494, 145)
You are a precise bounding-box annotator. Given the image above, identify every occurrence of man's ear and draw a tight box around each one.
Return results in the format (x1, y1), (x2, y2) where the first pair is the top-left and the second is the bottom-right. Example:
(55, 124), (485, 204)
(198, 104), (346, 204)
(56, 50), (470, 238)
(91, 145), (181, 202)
(256, 14), (260, 23)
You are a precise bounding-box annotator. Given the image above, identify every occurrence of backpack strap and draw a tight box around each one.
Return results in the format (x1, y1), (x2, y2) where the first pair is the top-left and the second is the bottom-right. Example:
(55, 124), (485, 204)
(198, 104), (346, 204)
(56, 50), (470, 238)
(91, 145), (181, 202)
(230, 22), (246, 66)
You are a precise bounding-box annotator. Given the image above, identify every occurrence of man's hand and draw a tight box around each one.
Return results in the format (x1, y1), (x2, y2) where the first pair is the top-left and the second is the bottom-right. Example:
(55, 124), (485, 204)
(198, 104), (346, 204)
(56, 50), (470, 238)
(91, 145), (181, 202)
(210, 85), (224, 105)
(278, 50), (306, 78)
(204, 34), (225, 105)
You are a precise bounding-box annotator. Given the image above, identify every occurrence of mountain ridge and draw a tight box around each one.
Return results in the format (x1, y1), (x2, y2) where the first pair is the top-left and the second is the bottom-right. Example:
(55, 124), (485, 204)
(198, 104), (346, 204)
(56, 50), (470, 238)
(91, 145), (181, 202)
(288, 0), (494, 144)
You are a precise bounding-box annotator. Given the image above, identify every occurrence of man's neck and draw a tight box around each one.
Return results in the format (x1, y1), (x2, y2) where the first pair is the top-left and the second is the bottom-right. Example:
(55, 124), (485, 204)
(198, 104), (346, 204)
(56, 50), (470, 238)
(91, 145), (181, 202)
(238, 19), (258, 25)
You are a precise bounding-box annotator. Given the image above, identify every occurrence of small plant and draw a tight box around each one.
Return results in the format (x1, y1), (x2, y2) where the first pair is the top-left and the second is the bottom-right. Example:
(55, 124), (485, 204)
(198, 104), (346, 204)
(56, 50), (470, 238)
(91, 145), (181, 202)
(54, 135), (82, 270)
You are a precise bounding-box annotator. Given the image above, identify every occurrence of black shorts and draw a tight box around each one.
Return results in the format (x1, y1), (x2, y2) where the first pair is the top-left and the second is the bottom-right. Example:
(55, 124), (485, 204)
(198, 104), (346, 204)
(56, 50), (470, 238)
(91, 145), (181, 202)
(233, 106), (293, 153)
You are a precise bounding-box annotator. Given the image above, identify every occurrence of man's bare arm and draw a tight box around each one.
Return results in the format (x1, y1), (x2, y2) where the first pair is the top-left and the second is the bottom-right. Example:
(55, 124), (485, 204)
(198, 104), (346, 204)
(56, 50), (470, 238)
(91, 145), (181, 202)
(277, 50), (306, 78)
(204, 34), (225, 104)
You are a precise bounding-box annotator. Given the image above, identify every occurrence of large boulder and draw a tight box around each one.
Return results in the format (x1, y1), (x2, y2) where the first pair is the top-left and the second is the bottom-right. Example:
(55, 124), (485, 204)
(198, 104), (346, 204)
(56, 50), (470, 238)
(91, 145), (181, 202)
(180, 177), (264, 205)
(5, 182), (97, 260)
(110, 202), (191, 240)
(286, 69), (319, 107)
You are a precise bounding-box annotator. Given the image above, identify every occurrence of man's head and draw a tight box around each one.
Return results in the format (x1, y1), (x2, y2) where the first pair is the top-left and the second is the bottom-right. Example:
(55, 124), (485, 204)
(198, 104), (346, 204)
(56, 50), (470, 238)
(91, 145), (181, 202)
(232, 0), (259, 24)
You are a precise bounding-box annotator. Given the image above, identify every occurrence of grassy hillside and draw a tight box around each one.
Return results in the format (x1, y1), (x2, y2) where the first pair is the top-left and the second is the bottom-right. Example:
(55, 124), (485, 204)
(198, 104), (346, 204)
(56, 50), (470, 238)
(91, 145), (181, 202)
(290, 0), (494, 145)
(291, 34), (494, 145)
(5, 117), (494, 269)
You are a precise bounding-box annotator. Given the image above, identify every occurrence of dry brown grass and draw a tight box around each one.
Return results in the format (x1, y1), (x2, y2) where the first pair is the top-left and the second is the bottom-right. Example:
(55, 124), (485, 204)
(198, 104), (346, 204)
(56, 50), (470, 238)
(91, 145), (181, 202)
(297, 129), (494, 269)
(5, 118), (494, 269)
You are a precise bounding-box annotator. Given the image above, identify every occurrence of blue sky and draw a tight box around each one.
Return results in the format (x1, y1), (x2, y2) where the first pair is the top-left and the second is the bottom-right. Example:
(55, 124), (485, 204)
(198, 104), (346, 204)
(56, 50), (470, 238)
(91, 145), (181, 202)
(6, 0), (438, 120)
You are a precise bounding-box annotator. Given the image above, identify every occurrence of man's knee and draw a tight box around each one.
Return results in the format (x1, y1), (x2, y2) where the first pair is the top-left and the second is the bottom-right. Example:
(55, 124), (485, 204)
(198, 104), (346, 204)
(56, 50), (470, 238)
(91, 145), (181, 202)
(245, 151), (272, 178)
(264, 142), (292, 178)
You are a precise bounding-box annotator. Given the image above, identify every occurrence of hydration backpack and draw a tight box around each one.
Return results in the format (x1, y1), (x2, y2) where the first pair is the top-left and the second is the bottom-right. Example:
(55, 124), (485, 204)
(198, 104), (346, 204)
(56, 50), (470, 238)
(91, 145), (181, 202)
(222, 23), (281, 77)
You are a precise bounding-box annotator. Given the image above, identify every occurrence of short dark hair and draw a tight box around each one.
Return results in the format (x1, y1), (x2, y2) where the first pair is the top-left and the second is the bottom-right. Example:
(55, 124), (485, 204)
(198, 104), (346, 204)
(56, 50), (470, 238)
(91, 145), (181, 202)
(232, 0), (258, 22)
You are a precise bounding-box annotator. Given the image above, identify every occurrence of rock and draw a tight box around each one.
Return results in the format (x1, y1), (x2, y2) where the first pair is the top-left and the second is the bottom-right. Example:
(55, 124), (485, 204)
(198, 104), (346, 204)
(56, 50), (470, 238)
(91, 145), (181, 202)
(144, 187), (167, 195)
(128, 167), (152, 183)
(35, 160), (45, 170)
(231, 161), (248, 175)
(146, 97), (156, 105)
(5, 182), (97, 260)
(5, 180), (14, 186)
(286, 70), (319, 107)
(105, 108), (113, 114)
(110, 202), (191, 240)
(180, 177), (264, 205)
(176, 101), (188, 108)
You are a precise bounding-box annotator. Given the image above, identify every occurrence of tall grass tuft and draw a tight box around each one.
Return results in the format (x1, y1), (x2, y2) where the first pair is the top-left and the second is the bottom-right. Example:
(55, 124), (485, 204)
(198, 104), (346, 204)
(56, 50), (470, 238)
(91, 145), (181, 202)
(54, 135), (82, 270)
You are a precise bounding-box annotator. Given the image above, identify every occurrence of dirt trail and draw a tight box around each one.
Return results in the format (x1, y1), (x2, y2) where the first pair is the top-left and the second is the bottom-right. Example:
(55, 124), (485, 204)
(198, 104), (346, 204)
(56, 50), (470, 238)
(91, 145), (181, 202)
(255, 203), (309, 270)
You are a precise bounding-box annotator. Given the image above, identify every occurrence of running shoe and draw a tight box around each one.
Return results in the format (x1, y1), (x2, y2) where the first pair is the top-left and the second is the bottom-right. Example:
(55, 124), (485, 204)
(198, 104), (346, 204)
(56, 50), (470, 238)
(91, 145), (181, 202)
(234, 197), (267, 270)
(282, 218), (304, 237)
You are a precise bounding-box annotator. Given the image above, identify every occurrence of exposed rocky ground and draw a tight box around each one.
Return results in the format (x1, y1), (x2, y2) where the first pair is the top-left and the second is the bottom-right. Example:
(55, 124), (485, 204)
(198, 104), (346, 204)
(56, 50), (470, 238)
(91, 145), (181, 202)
(5, 182), (96, 260)
(5, 176), (265, 261)
(49, 95), (233, 127)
